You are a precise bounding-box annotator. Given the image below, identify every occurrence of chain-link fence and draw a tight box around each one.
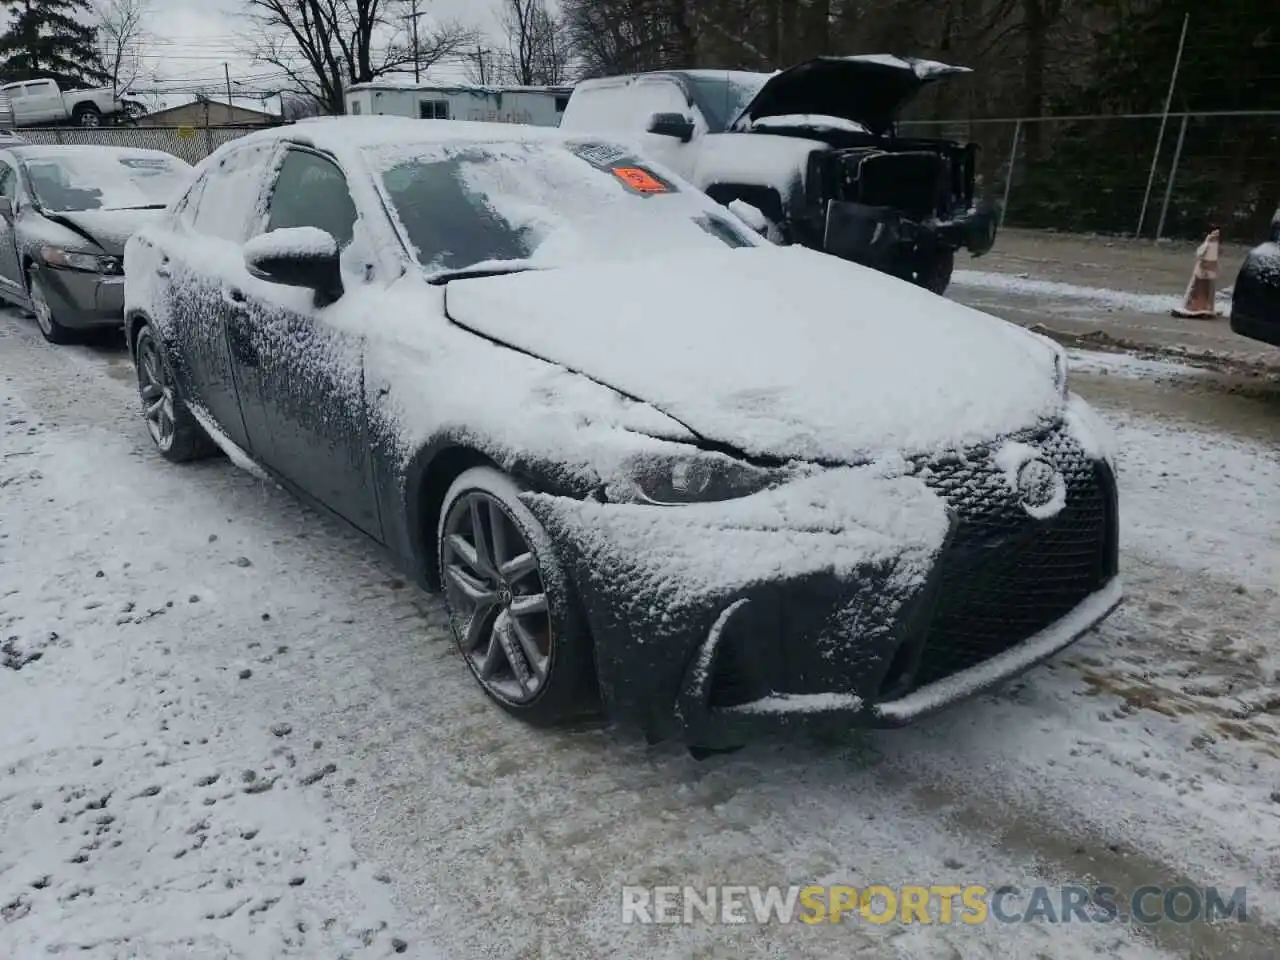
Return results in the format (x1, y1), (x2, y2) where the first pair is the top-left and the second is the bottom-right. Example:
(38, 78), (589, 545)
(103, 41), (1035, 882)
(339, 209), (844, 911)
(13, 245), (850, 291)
(11, 113), (1279, 243)
(12, 125), (264, 166)
(899, 111), (1280, 243)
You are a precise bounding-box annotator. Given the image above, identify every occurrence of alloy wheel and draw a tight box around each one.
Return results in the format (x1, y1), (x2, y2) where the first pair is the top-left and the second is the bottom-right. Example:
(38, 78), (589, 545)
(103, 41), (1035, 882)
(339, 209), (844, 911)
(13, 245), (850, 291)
(441, 491), (552, 704)
(29, 280), (53, 337)
(136, 334), (177, 452)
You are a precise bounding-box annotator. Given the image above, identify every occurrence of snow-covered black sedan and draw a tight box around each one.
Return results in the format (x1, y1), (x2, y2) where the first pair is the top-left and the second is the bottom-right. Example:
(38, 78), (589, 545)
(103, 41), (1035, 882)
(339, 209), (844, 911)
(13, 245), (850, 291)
(124, 117), (1122, 753)
(1230, 206), (1280, 347)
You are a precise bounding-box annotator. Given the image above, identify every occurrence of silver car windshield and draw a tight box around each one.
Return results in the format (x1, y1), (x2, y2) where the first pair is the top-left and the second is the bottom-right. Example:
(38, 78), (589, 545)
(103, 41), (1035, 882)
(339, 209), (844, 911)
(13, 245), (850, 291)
(22, 152), (188, 212)
(370, 139), (760, 275)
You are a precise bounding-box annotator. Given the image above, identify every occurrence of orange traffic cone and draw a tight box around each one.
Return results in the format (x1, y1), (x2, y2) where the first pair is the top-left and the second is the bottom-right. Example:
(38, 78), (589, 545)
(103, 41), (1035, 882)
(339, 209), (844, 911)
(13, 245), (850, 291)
(1171, 228), (1221, 318)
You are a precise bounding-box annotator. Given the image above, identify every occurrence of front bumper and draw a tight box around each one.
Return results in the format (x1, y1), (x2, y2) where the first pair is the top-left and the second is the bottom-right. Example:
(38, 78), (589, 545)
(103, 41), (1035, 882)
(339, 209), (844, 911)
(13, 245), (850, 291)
(525, 422), (1121, 749)
(36, 264), (125, 329)
(822, 200), (998, 267)
(678, 578), (1121, 749)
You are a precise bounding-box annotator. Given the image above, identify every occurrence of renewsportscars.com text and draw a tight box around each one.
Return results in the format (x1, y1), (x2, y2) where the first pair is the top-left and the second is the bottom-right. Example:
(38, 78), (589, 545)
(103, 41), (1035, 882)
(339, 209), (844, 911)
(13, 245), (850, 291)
(620, 884), (1248, 925)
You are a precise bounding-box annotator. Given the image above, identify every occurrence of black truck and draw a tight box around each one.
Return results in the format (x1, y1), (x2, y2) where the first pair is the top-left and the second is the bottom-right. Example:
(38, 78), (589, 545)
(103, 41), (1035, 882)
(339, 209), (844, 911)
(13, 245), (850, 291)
(559, 54), (998, 294)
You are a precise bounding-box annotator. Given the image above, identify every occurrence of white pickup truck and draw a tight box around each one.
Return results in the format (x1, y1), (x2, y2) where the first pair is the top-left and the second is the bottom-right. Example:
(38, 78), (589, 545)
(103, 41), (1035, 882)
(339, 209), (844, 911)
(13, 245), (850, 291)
(0, 78), (129, 127)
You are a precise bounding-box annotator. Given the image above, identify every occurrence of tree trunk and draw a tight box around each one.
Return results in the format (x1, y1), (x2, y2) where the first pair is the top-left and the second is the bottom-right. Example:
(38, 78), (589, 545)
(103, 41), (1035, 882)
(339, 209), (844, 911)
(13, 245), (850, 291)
(666, 0), (695, 66)
(804, 0), (831, 56)
(1022, 0), (1048, 160)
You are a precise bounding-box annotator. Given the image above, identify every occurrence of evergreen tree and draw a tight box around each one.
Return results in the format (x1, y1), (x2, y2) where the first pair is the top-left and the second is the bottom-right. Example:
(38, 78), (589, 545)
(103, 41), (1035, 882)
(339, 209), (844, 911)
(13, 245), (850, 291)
(0, 0), (109, 88)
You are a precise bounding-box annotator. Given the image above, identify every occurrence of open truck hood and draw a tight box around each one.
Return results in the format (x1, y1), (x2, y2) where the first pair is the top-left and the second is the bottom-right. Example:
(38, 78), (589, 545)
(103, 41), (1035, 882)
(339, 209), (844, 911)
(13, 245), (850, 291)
(728, 55), (971, 137)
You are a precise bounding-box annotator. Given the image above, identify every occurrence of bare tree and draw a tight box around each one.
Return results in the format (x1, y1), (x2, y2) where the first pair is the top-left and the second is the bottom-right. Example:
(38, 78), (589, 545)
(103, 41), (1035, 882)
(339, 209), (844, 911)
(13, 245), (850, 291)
(462, 44), (499, 85)
(96, 0), (150, 97)
(279, 89), (326, 120)
(244, 0), (478, 115)
(497, 0), (570, 86)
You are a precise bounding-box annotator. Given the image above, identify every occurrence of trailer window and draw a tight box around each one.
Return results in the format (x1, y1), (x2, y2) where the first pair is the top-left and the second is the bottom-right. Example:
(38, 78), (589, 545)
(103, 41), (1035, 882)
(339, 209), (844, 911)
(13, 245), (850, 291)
(419, 100), (449, 120)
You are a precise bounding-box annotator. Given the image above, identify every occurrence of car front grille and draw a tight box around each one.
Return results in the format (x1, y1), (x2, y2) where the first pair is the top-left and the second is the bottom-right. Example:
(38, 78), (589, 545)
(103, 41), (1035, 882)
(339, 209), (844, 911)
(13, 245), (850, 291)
(908, 422), (1114, 688)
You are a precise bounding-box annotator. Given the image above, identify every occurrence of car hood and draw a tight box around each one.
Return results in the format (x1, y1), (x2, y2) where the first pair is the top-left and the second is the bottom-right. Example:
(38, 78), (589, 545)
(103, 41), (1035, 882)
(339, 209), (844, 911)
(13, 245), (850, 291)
(728, 55), (971, 137)
(38, 208), (164, 256)
(442, 246), (1063, 464)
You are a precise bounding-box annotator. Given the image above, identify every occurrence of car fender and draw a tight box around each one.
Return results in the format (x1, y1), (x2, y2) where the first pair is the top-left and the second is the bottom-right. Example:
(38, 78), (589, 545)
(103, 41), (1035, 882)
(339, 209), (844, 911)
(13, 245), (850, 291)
(687, 131), (824, 227)
(390, 429), (600, 591)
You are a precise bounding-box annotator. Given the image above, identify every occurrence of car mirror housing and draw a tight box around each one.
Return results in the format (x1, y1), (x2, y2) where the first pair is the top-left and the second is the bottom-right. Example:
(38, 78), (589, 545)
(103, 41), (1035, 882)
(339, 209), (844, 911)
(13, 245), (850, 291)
(244, 227), (344, 307)
(646, 112), (695, 142)
(0, 196), (12, 220)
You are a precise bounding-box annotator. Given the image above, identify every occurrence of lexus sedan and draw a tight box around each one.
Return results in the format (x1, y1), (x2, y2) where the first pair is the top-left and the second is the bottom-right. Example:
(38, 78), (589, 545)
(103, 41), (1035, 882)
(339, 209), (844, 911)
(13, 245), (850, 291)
(1230, 206), (1280, 347)
(0, 144), (191, 343)
(123, 117), (1122, 754)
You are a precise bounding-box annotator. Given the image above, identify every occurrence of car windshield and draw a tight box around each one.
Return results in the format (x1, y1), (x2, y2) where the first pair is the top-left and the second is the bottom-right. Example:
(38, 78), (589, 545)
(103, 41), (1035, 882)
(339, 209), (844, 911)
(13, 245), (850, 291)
(22, 152), (189, 212)
(684, 71), (771, 132)
(370, 139), (760, 276)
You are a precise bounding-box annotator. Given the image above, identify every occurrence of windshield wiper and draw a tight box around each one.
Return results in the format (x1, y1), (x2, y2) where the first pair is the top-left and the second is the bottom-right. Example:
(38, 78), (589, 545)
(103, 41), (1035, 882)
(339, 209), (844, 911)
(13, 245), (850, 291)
(112, 204), (168, 210)
(426, 262), (538, 285)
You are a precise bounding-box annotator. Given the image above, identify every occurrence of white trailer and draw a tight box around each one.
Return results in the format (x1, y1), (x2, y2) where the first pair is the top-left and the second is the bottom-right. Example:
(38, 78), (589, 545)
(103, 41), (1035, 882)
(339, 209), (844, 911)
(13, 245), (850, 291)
(344, 83), (572, 127)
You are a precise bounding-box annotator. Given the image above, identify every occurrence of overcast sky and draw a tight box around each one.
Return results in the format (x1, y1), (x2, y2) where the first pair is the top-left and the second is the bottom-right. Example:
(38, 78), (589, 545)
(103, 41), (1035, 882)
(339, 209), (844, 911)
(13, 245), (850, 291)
(134, 0), (503, 101)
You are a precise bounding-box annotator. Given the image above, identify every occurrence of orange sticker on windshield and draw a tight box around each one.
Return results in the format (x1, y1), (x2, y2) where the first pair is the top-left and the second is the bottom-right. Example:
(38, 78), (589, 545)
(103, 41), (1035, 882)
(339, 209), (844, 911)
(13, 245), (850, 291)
(611, 166), (668, 193)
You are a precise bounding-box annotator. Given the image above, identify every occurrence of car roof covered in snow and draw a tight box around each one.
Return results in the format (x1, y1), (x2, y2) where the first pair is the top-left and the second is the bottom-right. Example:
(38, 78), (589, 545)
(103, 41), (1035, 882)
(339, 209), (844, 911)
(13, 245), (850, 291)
(2, 143), (188, 163)
(217, 116), (610, 166)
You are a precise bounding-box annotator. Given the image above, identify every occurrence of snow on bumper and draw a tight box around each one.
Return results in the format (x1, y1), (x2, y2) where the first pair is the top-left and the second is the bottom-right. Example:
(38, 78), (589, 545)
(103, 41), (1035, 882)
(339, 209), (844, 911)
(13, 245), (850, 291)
(522, 466), (957, 744)
(524, 417), (1122, 748)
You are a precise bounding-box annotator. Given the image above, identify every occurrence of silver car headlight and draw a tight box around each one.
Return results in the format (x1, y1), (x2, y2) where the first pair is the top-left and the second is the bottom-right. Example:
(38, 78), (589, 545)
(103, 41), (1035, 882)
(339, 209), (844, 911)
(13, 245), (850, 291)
(615, 451), (781, 505)
(1053, 348), (1069, 399)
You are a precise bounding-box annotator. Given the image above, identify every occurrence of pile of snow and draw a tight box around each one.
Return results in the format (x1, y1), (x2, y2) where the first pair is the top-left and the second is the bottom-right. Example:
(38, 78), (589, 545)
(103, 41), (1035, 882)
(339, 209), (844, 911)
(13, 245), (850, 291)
(951, 269), (1234, 318)
(749, 114), (868, 134)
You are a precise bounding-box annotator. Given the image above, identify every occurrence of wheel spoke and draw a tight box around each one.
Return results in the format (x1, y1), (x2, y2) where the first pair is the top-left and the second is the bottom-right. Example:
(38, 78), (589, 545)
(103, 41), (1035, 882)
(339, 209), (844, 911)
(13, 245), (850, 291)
(446, 533), (487, 579)
(500, 552), (537, 581)
(476, 622), (504, 679)
(494, 612), (531, 696)
(509, 593), (547, 617)
(511, 616), (548, 681)
(487, 501), (508, 568)
(463, 605), (493, 655)
(145, 397), (165, 421)
(468, 498), (496, 577)
(445, 563), (497, 607)
(140, 383), (162, 402)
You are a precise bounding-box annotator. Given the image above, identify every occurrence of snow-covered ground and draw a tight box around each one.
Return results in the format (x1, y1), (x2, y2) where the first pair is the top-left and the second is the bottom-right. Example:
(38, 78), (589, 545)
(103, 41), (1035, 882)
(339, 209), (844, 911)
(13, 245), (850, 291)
(2, 310), (1279, 958)
(952, 270), (1234, 318)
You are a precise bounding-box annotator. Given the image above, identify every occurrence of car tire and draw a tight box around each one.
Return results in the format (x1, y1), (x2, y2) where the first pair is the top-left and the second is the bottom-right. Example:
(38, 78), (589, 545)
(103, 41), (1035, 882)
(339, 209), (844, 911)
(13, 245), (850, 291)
(133, 323), (218, 462)
(918, 248), (956, 296)
(437, 465), (597, 726)
(73, 104), (102, 127)
(27, 266), (76, 344)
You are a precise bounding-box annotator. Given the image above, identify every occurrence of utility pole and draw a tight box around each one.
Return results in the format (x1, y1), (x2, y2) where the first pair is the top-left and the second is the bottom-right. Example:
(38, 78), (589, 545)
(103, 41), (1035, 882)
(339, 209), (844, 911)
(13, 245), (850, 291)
(404, 0), (424, 83)
(224, 62), (233, 124)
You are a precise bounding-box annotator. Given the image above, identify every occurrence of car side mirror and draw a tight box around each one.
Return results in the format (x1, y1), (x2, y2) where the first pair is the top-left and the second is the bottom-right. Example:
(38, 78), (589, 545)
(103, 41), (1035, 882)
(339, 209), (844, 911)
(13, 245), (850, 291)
(646, 112), (694, 142)
(0, 197), (12, 221)
(244, 226), (344, 307)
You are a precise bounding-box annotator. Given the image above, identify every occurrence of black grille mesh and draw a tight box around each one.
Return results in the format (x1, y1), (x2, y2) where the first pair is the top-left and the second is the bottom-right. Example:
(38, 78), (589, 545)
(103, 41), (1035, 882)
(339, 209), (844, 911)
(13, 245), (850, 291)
(909, 422), (1111, 687)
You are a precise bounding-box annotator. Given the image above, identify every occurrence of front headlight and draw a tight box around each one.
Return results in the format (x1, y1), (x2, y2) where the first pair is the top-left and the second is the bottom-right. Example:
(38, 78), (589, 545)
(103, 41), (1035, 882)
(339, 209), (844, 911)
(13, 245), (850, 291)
(614, 451), (781, 505)
(41, 245), (120, 274)
(1053, 348), (1069, 399)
